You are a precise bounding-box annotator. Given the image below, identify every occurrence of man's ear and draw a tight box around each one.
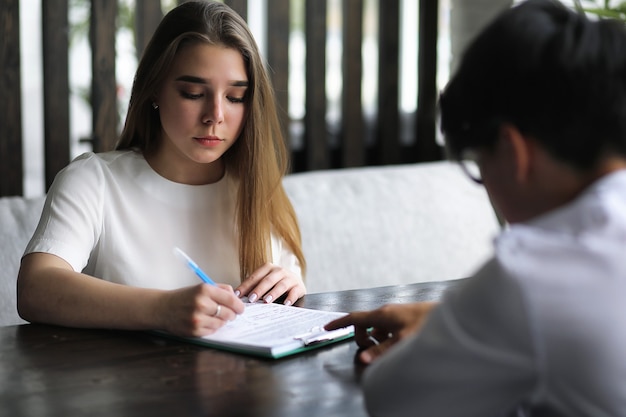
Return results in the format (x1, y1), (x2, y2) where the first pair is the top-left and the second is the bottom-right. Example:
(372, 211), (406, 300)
(498, 123), (534, 184)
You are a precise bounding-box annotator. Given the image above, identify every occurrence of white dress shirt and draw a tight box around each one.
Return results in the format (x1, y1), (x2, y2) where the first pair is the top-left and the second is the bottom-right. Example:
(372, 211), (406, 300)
(363, 170), (626, 417)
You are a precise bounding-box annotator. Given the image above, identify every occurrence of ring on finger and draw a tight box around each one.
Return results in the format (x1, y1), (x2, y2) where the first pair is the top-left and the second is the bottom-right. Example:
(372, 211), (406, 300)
(212, 304), (222, 318)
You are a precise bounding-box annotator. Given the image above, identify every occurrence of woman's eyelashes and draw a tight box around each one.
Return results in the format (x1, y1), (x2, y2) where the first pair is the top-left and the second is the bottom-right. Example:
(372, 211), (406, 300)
(227, 95), (245, 103)
(180, 91), (203, 100)
(179, 90), (245, 103)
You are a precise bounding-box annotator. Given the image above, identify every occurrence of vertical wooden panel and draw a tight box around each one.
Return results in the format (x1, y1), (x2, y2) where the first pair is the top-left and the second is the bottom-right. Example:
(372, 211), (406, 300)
(225, 0), (248, 21)
(90, 0), (118, 152)
(0, 0), (23, 196)
(341, 0), (364, 167)
(267, 0), (290, 148)
(376, 0), (400, 165)
(135, 0), (162, 59)
(305, 0), (328, 170)
(415, 0), (442, 161)
(42, 0), (71, 191)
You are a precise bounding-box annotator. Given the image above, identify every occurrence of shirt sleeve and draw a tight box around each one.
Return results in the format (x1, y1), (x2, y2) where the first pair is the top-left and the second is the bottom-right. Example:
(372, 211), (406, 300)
(24, 153), (105, 272)
(270, 232), (303, 281)
(362, 258), (538, 417)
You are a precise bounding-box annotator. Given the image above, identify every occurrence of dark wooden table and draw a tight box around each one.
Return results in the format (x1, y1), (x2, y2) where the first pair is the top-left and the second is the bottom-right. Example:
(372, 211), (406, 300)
(0, 280), (462, 417)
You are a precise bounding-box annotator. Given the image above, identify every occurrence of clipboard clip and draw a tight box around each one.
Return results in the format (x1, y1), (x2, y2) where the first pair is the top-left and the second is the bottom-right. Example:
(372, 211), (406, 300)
(293, 326), (354, 346)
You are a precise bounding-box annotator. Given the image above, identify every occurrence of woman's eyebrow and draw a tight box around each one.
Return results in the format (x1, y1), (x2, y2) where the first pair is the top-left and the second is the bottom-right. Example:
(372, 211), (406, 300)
(175, 75), (249, 87)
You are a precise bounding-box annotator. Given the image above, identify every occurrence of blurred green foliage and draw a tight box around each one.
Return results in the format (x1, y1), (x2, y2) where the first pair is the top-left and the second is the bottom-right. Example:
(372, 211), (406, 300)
(573, 0), (626, 21)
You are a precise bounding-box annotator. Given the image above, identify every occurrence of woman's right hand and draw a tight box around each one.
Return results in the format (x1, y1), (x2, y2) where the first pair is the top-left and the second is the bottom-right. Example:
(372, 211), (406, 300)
(18, 253), (245, 334)
(159, 283), (245, 337)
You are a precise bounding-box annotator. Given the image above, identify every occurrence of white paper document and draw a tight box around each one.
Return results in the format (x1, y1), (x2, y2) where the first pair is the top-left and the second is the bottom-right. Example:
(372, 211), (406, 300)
(158, 302), (354, 359)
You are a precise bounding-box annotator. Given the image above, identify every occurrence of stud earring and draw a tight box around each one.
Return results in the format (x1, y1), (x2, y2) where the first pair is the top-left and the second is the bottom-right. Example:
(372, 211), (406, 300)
(152, 102), (159, 110)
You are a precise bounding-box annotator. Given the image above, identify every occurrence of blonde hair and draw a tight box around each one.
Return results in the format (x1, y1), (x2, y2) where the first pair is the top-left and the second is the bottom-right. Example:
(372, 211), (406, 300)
(116, 1), (305, 280)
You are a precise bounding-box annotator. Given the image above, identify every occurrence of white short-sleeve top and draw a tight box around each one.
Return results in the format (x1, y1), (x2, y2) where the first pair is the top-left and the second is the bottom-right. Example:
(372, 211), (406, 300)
(24, 151), (301, 290)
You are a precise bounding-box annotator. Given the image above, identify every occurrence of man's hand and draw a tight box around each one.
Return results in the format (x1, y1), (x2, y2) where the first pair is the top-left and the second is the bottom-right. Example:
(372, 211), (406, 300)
(325, 302), (437, 364)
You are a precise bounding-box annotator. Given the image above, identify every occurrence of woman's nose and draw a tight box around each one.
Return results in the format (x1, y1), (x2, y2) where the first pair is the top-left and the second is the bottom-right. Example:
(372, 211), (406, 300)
(202, 96), (224, 125)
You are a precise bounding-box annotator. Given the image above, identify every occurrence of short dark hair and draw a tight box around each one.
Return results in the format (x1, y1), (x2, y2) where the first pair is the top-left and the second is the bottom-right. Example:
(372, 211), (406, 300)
(440, 0), (626, 171)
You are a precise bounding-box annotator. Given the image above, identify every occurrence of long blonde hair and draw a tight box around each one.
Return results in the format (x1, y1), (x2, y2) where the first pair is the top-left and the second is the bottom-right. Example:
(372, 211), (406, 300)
(116, 1), (305, 280)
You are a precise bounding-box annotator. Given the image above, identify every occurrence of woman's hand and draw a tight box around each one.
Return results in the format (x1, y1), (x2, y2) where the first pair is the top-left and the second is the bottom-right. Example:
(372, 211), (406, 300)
(18, 253), (245, 336)
(234, 263), (306, 306)
(324, 302), (437, 364)
(159, 283), (245, 337)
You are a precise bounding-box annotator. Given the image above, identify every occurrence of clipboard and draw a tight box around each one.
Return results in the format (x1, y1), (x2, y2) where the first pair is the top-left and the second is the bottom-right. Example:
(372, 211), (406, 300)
(152, 302), (354, 359)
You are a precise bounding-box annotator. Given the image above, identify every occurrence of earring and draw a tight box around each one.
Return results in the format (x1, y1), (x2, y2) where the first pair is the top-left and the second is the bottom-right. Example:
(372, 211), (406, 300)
(152, 102), (159, 110)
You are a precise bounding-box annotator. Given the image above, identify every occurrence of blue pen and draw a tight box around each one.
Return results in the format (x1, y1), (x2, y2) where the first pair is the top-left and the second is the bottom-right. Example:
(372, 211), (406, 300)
(174, 247), (217, 286)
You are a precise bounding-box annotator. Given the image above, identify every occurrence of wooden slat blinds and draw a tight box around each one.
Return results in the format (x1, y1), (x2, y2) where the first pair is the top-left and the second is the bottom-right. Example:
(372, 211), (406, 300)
(267, 0), (291, 146)
(342, 0), (365, 168)
(0, 0), (23, 197)
(0, 0), (442, 197)
(377, 0), (401, 165)
(90, 0), (118, 152)
(416, 0), (443, 162)
(304, 0), (329, 170)
(42, 0), (71, 191)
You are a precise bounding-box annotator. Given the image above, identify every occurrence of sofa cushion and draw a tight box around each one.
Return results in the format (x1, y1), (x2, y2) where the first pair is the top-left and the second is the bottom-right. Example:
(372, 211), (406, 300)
(0, 196), (45, 326)
(283, 161), (501, 293)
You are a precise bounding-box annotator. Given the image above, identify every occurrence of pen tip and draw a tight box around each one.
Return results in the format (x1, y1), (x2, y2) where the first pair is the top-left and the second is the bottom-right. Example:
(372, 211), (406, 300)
(173, 247), (186, 260)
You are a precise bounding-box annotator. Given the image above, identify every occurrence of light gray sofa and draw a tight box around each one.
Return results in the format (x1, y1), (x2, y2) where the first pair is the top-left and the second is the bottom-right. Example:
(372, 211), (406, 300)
(0, 161), (501, 326)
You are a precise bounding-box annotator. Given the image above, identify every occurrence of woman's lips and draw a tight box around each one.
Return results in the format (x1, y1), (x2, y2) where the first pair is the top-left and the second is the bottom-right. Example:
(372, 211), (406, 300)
(194, 136), (224, 147)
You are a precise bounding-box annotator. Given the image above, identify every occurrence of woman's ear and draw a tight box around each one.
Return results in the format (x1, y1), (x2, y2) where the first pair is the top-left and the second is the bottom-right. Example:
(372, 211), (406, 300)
(498, 123), (534, 184)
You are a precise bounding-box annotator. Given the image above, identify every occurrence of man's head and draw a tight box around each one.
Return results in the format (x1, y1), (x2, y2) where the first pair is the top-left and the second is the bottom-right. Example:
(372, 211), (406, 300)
(440, 0), (626, 222)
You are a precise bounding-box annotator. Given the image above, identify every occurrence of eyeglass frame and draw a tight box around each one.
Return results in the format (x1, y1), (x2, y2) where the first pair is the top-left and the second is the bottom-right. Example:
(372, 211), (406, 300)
(458, 149), (483, 185)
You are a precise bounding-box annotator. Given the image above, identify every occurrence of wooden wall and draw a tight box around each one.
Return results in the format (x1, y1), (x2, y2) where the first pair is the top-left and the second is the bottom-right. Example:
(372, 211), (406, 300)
(0, 0), (442, 197)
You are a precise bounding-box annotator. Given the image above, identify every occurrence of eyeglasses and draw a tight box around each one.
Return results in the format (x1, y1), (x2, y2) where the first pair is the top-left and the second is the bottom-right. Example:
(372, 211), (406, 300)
(458, 149), (483, 184)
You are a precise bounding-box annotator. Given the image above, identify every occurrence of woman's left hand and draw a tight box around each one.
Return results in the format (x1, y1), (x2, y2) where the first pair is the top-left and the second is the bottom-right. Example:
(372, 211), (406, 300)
(234, 263), (306, 306)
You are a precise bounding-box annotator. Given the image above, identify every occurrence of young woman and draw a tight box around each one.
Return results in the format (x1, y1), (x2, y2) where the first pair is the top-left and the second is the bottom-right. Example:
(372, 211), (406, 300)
(17, 1), (306, 337)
